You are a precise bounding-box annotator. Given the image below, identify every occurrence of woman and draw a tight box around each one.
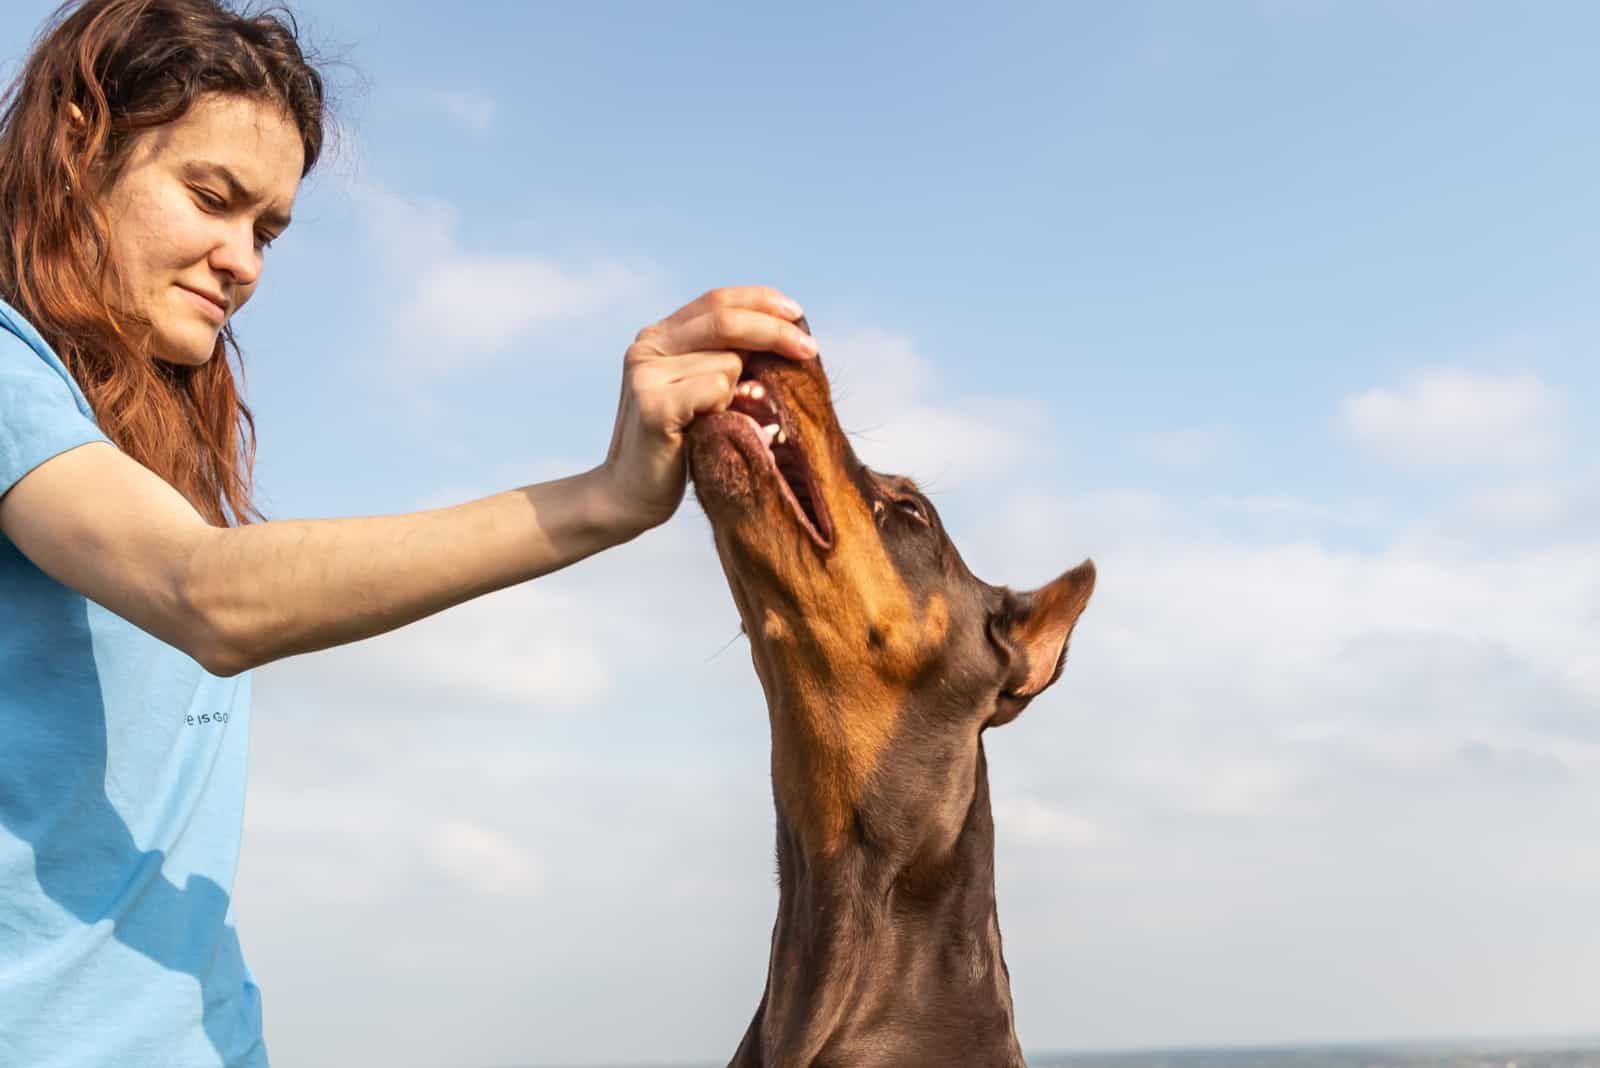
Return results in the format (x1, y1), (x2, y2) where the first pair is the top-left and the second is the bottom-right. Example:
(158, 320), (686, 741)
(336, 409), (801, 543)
(0, 0), (816, 1064)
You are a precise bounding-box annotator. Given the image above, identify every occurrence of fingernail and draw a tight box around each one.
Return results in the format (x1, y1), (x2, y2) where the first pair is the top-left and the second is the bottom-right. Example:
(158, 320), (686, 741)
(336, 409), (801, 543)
(781, 298), (804, 319)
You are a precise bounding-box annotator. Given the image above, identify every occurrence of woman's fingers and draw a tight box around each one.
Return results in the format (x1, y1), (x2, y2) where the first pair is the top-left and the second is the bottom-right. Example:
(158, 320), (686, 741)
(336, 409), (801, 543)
(663, 306), (817, 363)
(663, 368), (741, 432)
(628, 352), (743, 434)
(634, 286), (816, 364)
(662, 285), (802, 327)
(663, 350), (744, 387)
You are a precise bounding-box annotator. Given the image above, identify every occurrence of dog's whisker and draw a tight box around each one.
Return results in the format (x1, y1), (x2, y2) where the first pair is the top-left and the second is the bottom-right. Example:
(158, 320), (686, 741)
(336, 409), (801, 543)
(706, 625), (747, 662)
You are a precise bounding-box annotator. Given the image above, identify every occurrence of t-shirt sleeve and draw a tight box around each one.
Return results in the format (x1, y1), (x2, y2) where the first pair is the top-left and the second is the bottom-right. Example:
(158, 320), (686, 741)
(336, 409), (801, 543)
(0, 330), (112, 500)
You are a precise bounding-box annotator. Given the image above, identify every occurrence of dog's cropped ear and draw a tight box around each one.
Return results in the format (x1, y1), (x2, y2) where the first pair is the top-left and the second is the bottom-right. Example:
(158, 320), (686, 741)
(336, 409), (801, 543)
(985, 559), (1095, 728)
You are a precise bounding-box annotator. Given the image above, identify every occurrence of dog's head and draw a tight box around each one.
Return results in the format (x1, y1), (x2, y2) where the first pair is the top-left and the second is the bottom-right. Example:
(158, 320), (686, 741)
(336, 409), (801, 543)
(686, 324), (1093, 864)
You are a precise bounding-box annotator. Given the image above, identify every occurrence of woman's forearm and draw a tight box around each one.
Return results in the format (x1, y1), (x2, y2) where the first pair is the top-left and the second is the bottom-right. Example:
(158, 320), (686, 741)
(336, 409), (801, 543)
(183, 465), (639, 676)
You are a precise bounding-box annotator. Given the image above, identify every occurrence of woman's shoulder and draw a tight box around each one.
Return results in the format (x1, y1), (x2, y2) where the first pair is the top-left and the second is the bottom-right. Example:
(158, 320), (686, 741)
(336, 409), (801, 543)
(0, 296), (108, 502)
(0, 296), (69, 373)
(0, 296), (98, 420)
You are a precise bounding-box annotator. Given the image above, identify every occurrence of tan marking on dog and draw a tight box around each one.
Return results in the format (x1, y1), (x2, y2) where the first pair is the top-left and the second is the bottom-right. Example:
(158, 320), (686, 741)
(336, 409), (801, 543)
(736, 436), (956, 860)
(701, 361), (960, 860)
(762, 608), (792, 642)
(922, 593), (949, 649)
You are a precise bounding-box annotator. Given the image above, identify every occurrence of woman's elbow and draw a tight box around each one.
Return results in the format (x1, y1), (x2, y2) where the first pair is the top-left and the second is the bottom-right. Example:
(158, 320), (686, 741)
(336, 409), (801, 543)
(183, 615), (254, 677)
(174, 576), (256, 678)
(198, 643), (253, 678)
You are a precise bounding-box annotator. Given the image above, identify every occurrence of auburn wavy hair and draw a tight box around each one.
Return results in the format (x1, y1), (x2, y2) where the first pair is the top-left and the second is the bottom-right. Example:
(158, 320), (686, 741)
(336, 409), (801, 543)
(0, 0), (327, 526)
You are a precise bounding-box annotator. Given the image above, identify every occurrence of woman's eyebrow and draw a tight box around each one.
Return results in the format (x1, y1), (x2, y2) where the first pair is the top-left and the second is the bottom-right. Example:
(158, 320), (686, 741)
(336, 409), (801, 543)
(184, 160), (293, 230)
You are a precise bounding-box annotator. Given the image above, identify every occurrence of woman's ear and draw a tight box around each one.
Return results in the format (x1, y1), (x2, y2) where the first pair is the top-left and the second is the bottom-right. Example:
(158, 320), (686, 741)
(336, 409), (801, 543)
(986, 559), (1095, 728)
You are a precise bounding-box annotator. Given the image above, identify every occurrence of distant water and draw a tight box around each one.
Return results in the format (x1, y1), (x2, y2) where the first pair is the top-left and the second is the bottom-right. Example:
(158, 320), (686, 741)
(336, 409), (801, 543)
(509, 1040), (1600, 1068)
(1029, 1040), (1600, 1068)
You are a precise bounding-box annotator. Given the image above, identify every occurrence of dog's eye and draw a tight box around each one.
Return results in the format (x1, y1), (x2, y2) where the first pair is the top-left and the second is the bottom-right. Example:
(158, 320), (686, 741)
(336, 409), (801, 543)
(894, 497), (929, 525)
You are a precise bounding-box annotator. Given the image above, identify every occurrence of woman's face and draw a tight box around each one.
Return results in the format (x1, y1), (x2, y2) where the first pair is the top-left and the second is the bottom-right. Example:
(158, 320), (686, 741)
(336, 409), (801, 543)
(99, 94), (305, 366)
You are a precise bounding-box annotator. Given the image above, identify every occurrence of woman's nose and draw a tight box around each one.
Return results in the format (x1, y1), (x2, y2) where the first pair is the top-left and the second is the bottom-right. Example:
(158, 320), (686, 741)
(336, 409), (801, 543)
(209, 222), (262, 287)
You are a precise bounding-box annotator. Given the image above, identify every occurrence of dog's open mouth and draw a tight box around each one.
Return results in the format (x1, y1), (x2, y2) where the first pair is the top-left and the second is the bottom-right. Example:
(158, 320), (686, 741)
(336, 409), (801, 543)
(718, 365), (835, 552)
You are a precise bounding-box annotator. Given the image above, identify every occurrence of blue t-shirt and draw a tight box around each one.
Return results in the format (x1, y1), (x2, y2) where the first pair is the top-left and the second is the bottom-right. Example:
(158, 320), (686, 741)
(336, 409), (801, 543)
(0, 298), (263, 1067)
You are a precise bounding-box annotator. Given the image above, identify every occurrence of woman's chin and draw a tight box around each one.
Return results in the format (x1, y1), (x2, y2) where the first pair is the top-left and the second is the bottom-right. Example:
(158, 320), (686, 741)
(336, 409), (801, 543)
(152, 329), (221, 367)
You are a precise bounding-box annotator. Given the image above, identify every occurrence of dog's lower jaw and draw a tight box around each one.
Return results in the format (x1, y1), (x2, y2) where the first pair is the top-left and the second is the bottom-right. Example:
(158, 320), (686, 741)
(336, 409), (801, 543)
(727, 745), (1029, 1068)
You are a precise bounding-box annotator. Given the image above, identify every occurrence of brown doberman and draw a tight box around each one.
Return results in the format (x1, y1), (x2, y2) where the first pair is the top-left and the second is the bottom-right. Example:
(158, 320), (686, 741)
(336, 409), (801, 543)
(685, 320), (1096, 1068)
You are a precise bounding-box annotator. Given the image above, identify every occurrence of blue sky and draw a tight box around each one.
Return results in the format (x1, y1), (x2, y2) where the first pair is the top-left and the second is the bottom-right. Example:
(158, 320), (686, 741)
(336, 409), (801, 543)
(5, 2), (1599, 1065)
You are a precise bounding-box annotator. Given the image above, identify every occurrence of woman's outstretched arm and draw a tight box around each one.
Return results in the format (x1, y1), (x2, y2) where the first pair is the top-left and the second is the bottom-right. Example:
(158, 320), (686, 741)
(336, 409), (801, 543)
(0, 286), (816, 676)
(2, 442), (632, 676)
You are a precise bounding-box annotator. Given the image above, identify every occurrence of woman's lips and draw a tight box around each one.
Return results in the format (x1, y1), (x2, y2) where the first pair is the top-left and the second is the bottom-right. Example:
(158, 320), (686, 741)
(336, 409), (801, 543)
(179, 285), (227, 324)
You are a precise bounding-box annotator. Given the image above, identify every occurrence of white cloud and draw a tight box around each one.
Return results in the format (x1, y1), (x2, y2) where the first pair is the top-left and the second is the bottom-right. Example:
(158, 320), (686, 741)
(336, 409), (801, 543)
(410, 256), (643, 351)
(243, 785), (428, 906)
(822, 326), (1044, 486)
(1342, 367), (1564, 467)
(424, 819), (542, 896)
(979, 476), (1600, 1043)
(1462, 482), (1567, 527)
(993, 797), (1109, 847)
(299, 584), (615, 706)
(967, 474), (1600, 833)
(352, 181), (660, 364)
(1210, 492), (1387, 530)
(431, 90), (496, 133)
(247, 500), (765, 726)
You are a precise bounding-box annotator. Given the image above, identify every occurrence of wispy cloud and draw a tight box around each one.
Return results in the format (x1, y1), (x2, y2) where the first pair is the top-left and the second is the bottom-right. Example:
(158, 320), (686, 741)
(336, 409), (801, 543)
(993, 796), (1109, 847)
(1342, 367), (1564, 467)
(424, 819), (542, 896)
(428, 90), (496, 133)
(410, 255), (645, 352)
(1209, 493), (1387, 530)
(353, 181), (660, 365)
(823, 326), (1044, 487)
(975, 482), (1600, 802)
(1462, 481), (1567, 527)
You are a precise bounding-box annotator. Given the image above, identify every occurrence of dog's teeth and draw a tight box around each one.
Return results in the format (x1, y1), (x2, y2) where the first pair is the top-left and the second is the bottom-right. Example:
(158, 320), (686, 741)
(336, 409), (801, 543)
(761, 424), (780, 446)
(776, 428), (787, 444)
(737, 381), (756, 396)
(748, 382), (765, 398)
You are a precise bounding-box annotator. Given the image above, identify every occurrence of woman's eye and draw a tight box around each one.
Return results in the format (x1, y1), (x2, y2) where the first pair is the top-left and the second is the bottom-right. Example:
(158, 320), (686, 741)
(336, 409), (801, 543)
(193, 188), (225, 211)
(254, 231), (274, 251)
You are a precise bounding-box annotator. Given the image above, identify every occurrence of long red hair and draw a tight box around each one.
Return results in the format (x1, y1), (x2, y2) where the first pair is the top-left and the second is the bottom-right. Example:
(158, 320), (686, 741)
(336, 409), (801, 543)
(0, 0), (327, 526)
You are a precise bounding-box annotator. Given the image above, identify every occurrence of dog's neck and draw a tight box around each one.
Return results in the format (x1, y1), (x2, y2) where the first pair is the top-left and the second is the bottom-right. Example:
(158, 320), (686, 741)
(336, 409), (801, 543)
(730, 741), (1027, 1068)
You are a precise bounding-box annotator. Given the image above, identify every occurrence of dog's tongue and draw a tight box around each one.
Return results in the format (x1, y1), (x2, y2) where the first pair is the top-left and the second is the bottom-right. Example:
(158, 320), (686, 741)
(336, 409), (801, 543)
(730, 383), (783, 446)
(715, 377), (833, 549)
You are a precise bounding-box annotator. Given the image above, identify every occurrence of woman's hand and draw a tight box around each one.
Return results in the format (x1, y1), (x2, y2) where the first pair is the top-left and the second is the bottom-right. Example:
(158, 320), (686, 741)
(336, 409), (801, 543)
(596, 285), (818, 537)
